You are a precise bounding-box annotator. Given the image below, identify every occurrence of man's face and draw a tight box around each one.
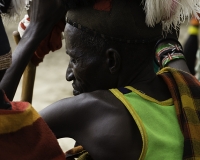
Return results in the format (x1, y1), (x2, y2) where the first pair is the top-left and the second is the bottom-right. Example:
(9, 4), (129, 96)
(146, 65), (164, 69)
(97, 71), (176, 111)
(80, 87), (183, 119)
(64, 23), (110, 95)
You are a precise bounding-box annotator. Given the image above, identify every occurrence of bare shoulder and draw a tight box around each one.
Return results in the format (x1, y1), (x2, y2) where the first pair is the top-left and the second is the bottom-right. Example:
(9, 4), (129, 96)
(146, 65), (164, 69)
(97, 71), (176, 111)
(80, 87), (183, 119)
(39, 90), (124, 136)
(76, 90), (123, 111)
(40, 90), (142, 159)
(74, 90), (142, 159)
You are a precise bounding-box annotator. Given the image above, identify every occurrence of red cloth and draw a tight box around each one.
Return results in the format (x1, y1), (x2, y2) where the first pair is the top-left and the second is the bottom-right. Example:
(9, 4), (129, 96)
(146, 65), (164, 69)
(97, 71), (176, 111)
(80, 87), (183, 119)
(93, 0), (112, 11)
(31, 19), (65, 66)
(0, 93), (66, 160)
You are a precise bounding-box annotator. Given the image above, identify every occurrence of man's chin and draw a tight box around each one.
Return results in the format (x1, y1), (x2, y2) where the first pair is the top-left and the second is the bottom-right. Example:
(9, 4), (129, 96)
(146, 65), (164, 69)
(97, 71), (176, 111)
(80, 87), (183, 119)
(73, 90), (81, 96)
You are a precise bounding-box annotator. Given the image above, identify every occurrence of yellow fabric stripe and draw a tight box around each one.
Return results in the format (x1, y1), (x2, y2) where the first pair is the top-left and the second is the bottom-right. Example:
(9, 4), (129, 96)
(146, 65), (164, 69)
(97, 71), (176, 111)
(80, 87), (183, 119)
(110, 88), (148, 160)
(125, 86), (173, 106)
(160, 67), (196, 111)
(158, 67), (200, 158)
(188, 26), (199, 35)
(0, 104), (40, 134)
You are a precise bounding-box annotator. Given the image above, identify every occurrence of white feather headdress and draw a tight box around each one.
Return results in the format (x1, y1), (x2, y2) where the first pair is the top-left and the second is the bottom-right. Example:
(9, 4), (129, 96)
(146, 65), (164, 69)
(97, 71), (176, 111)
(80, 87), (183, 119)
(142, 0), (200, 32)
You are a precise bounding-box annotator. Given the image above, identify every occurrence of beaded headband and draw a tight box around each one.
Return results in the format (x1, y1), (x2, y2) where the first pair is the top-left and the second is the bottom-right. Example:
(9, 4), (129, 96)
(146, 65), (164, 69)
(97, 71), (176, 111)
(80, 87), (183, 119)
(66, 18), (162, 44)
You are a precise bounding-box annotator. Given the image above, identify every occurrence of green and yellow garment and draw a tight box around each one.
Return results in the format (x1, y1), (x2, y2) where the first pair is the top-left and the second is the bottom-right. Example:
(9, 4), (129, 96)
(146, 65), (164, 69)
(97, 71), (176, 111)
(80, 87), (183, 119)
(110, 67), (200, 160)
(66, 67), (200, 160)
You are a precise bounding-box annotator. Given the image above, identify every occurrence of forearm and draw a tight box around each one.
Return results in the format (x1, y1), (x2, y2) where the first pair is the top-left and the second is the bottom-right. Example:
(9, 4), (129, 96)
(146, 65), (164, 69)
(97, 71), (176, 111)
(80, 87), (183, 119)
(0, 17), (11, 81)
(0, 24), (46, 100)
(0, 0), (67, 100)
(155, 38), (191, 73)
(165, 59), (190, 73)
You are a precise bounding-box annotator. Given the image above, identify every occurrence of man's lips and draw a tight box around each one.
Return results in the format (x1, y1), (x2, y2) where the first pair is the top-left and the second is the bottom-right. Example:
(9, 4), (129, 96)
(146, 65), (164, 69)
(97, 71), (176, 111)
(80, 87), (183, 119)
(72, 83), (80, 95)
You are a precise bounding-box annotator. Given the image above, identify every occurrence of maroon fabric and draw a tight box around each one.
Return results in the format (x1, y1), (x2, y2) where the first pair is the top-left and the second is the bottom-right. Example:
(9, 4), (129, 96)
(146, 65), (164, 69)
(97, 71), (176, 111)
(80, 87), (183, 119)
(93, 0), (112, 11)
(0, 118), (65, 160)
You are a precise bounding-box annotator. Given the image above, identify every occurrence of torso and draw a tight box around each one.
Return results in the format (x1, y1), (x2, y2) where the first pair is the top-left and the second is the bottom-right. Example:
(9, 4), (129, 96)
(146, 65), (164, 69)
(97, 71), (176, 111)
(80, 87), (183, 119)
(69, 76), (182, 159)
(42, 75), (178, 160)
(110, 86), (184, 160)
(72, 90), (143, 160)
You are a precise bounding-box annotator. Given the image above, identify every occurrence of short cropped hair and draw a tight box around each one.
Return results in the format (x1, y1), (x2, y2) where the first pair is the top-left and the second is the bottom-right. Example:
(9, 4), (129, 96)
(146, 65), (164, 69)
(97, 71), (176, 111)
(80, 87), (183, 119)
(73, 28), (157, 70)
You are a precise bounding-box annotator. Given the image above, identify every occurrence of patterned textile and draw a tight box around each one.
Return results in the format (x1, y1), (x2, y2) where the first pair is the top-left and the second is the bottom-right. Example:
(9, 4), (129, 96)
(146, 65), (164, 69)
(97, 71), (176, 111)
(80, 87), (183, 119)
(158, 67), (200, 159)
(0, 92), (65, 160)
(0, 17), (11, 70)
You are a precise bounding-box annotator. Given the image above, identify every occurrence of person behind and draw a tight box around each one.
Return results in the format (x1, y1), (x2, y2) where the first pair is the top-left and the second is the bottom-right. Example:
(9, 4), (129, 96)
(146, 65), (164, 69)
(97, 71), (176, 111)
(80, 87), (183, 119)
(0, 0), (200, 159)
(183, 16), (199, 75)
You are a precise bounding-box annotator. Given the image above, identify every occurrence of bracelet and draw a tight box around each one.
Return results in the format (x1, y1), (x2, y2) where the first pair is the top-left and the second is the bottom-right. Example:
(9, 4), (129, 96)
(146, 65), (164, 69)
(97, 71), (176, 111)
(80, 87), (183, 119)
(161, 52), (185, 67)
(155, 38), (185, 68)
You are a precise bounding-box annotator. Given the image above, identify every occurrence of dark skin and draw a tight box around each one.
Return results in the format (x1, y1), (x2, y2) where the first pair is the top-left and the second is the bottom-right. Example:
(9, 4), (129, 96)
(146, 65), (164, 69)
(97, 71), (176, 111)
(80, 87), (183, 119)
(156, 40), (190, 72)
(0, 0), (67, 100)
(166, 59), (190, 72)
(39, 24), (172, 159)
(0, 70), (6, 81)
(0, 0), (67, 109)
(0, 0), (191, 158)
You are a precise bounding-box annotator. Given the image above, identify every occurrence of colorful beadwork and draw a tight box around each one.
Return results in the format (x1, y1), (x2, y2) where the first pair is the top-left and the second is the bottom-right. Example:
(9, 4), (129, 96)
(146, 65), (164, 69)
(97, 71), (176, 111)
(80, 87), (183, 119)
(155, 41), (185, 68)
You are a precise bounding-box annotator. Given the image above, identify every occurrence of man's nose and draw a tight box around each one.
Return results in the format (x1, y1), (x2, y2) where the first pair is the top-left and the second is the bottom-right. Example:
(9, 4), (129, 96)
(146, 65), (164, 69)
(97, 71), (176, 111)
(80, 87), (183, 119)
(66, 63), (74, 81)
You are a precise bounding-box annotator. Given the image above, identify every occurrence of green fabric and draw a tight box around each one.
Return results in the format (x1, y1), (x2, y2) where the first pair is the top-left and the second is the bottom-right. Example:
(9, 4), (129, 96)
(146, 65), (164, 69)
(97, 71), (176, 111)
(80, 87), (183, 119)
(122, 88), (184, 159)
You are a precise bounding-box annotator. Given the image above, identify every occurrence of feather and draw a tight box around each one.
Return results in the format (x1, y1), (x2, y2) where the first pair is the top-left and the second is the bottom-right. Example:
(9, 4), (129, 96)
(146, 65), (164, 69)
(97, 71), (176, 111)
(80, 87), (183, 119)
(142, 0), (200, 32)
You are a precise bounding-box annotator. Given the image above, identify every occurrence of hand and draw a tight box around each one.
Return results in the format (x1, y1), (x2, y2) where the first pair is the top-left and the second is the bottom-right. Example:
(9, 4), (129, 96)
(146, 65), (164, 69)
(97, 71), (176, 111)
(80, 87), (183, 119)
(0, 90), (11, 110)
(27, 0), (67, 36)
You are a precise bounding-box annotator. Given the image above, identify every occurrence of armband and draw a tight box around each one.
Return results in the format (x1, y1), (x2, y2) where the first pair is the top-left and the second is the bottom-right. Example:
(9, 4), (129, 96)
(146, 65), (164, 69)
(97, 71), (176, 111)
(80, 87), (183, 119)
(154, 38), (185, 68)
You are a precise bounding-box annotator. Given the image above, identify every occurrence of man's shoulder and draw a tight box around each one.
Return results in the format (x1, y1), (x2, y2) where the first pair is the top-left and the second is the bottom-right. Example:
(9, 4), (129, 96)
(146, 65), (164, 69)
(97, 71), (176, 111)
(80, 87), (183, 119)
(73, 89), (119, 108)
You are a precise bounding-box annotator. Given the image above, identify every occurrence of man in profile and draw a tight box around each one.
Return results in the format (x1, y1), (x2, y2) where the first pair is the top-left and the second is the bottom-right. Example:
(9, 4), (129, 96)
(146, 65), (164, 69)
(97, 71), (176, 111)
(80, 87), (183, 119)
(0, 0), (200, 159)
(40, 0), (200, 159)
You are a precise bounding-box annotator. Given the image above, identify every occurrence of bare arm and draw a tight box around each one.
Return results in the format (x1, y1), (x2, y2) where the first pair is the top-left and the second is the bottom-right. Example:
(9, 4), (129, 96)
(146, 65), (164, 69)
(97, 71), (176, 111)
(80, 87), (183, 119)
(165, 59), (190, 73)
(155, 38), (191, 73)
(39, 90), (142, 160)
(0, 0), (67, 100)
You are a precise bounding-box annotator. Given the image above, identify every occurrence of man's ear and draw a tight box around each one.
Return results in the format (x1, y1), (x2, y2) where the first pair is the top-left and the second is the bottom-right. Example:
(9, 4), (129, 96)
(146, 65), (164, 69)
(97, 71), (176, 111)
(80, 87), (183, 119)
(106, 48), (121, 74)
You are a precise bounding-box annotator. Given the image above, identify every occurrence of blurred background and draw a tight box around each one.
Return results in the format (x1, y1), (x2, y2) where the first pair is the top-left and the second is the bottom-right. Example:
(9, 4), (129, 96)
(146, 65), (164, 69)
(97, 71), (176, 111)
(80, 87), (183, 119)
(4, 20), (190, 152)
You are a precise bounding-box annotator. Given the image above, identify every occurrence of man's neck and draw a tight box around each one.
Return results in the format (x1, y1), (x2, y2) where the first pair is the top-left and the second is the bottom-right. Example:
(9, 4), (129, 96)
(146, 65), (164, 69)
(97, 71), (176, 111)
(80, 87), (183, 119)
(117, 63), (171, 101)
